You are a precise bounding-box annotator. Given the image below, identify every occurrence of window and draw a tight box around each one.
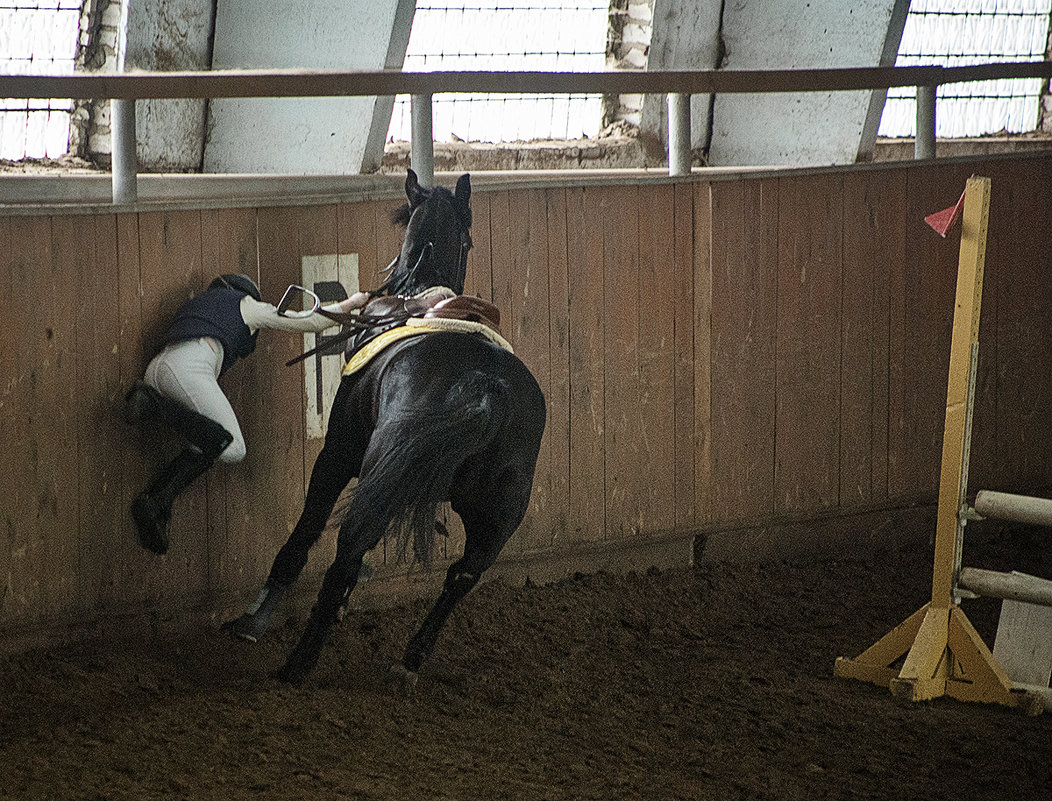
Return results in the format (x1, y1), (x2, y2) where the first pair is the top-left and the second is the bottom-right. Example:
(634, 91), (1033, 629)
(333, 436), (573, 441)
(0, 0), (81, 160)
(879, 0), (1052, 138)
(387, 0), (609, 143)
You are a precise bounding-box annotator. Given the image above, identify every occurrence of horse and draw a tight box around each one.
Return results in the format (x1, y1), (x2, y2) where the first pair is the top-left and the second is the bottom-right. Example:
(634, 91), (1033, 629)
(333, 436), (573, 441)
(223, 170), (547, 688)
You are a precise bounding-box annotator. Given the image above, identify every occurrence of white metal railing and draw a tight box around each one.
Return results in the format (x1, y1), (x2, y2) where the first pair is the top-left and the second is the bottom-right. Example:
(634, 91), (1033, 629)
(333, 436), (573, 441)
(1, 62), (1051, 204)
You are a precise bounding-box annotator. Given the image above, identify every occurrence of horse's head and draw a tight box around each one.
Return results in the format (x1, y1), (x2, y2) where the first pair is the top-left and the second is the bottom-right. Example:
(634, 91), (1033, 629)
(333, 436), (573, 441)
(385, 169), (472, 297)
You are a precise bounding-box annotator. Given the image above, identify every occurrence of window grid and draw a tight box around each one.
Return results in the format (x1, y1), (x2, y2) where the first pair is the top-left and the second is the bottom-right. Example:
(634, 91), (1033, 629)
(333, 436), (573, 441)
(0, 0), (80, 160)
(879, 0), (1052, 138)
(1, 2), (1051, 159)
(388, 1), (609, 143)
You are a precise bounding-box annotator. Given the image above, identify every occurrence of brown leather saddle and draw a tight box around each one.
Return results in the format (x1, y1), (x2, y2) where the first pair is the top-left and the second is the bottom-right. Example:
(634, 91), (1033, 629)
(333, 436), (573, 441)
(286, 292), (503, 367)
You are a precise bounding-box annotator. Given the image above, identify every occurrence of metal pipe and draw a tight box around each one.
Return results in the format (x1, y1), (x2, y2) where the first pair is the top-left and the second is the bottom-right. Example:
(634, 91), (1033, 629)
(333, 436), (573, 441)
(974, 490), (1052, 528)
(110, 98), (138, 204)
(958, 567), (1052, 608)
(410, 93), (434, 187)
(915, 84), (936, 160)
(667, 93), (691, 177)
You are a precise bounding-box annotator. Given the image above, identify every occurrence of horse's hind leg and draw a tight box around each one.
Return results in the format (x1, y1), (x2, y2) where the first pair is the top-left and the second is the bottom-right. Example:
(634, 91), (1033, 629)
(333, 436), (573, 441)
(392, 506), (520, 689)
(273, 512), (383, 684)
(222, 433), (362, 643)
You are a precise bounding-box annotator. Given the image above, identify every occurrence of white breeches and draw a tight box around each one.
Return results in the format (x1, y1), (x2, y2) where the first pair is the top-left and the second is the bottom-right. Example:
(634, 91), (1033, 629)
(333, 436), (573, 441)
(143, 337), (247, 463)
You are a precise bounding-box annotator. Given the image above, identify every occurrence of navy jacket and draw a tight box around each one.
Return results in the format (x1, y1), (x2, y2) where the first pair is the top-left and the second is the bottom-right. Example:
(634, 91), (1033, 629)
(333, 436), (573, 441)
(165, 288), (258, 375)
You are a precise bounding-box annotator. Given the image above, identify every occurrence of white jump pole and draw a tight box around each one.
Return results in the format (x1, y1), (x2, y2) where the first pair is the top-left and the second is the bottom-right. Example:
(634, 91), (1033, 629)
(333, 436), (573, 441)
(958, 567), (1052, 608)
(973, 490), (1052, 528)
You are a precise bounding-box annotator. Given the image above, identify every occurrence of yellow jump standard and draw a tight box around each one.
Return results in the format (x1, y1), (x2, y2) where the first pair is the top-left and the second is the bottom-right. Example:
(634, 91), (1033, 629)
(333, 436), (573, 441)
(833, 176), (1041, 713)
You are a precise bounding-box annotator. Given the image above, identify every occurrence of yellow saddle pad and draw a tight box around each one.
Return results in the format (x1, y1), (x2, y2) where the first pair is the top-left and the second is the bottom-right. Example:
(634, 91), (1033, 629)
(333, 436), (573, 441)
(342, 319), (513, 376)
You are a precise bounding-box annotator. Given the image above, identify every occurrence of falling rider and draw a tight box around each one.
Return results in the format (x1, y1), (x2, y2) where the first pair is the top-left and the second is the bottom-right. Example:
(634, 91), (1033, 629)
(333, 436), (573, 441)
(124, 273), (368, 555)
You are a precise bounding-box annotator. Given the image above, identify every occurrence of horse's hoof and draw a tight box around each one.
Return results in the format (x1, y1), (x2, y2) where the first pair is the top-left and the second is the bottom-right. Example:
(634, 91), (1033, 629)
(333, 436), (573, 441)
(220, 614), (265, 644)
(358, 561), (375, 583)
(386, 662), (419, 695)
(271, 662), (307, 686)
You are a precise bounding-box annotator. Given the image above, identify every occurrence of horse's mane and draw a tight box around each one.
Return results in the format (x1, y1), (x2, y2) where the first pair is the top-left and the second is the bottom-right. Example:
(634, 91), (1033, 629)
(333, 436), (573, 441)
(389, 202), (413, 227)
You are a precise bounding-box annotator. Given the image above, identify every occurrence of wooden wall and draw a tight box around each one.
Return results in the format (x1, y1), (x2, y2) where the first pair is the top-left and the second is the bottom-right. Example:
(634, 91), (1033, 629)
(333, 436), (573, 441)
(1, 153), (1051, 644)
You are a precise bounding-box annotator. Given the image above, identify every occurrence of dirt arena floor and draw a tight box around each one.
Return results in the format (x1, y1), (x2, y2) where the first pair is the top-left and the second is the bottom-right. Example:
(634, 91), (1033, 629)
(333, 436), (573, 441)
(1, 517), (1050, 801)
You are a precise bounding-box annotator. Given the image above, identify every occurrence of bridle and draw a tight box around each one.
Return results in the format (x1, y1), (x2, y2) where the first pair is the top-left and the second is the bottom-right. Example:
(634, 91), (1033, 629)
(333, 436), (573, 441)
(380, 191), (472, 294)
(280, 190), (472, 368)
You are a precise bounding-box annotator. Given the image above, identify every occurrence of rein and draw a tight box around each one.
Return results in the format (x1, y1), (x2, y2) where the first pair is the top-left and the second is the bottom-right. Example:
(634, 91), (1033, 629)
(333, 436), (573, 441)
(286, 190), (472, 368)
(284, 247), (447, 368)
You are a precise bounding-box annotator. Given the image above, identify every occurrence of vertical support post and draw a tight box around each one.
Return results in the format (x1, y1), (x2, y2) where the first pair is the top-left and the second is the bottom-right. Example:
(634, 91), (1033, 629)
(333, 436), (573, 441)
(667, 93), (691, 177)
(411, 93), (435, 187)
(930, 176), (991, 609)
(110, 98), (138, 205)
(915, 84), (937, 160)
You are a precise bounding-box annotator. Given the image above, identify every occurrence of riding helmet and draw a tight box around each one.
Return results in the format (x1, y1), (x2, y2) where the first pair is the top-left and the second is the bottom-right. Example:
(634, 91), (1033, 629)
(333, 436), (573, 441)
(210, 273), (262, 301)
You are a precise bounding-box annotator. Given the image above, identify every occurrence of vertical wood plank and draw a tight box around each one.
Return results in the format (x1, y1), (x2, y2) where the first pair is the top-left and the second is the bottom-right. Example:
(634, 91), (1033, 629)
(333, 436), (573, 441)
(693, 182), (714, 525)
(468, 190), (494, 302)
(603, 185), (642, 540)
(1, 215), (57, 627)
(487, 190), (523, 549)
(32, 216), (78, 621)
(840, 168), (905, 507)
(0, 216), (15, 621)
(113, 212), (150, 610)
(636, 184), (677, 535)
(513, 189), (553, 550)
(710, 179), (777, 524)
(566, 185), (606, 542)
(74, 213), (124, 613)
(339, 200), (380, 294)
(545, 187), (571, 547)
(374, 199), (405, 289)
(986, 159), (1052, 491)
(775, 174), (843, 514)
(672, 182), (696, 532)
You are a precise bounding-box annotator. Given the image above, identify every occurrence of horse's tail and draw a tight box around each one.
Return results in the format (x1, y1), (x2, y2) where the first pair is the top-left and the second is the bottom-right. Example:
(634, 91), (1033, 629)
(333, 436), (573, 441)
(341, 370), (511, 565)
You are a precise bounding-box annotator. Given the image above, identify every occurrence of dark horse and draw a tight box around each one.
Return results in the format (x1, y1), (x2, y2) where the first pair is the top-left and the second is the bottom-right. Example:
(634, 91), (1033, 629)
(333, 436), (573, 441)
(223, 170), (546, 687)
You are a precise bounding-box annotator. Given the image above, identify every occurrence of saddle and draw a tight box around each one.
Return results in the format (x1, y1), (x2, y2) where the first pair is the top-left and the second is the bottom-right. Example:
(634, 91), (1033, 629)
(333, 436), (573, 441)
(285, 288), (504, 367)
(344, 292), (502, 359)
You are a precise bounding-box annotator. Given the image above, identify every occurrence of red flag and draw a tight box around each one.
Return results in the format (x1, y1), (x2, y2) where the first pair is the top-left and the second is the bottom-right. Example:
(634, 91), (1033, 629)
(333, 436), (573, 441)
(924, 187), (967, 237)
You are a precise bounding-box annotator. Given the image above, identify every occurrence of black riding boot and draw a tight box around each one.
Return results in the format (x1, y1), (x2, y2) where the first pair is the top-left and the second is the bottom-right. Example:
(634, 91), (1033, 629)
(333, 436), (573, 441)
(125, 381), (232, 454)
(126, 382), (234, 554)
(131, 449), (215, 554)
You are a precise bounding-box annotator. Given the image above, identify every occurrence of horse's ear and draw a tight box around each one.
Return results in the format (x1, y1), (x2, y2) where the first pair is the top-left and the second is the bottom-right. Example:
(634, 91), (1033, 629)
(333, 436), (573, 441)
(455, 173), (471, 215)
(405, 169), (427, 208)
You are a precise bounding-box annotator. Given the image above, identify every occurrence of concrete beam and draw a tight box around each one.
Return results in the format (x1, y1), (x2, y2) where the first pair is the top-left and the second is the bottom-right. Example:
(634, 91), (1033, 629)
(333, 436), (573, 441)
(639, 0), (723, 161)
(709, 0), (909, 167)
(205, 0), (415, 175)
(121, 0), (215, 172)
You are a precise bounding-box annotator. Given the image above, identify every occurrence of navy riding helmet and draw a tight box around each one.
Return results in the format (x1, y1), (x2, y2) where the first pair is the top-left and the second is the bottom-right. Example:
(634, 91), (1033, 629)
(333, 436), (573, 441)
(210, 273), (261, 301)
